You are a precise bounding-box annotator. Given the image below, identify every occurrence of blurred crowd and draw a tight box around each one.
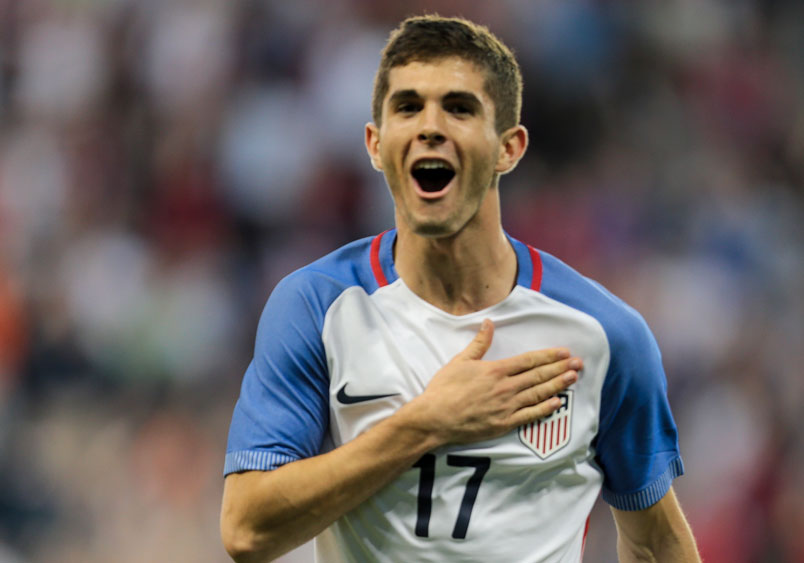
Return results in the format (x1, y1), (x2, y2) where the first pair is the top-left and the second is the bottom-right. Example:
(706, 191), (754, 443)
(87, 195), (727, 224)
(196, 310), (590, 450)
(1, 0), (802, 562)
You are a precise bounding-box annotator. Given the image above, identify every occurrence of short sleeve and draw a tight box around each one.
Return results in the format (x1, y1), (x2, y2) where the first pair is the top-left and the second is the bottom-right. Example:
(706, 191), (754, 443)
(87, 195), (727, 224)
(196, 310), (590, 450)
(224, 271), (332, 476)
(594, 311), (683, 510)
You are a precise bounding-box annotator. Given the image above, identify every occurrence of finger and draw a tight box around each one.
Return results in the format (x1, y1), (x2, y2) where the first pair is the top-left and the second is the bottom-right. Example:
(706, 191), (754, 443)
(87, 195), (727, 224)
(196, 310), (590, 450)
(509, 357), (583, 393)
(494, 347), (571, 375)
(455, 319), (494, 361)
(515, 368), (578, 409)
(508, 395), (566, 427)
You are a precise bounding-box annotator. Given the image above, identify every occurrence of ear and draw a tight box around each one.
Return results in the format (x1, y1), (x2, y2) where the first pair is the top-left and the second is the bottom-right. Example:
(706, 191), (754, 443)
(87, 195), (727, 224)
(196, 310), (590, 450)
(495, 125), (528, 175)
(365, 122), (383, 171)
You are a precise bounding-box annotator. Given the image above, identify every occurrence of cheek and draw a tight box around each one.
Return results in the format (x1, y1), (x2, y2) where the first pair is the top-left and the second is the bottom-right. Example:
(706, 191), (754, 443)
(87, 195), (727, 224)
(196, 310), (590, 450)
(378, 136), (400, 167)
(379, 153), (406, 196)
(380, 149), (401, 179)
(465, 145), (499, 181)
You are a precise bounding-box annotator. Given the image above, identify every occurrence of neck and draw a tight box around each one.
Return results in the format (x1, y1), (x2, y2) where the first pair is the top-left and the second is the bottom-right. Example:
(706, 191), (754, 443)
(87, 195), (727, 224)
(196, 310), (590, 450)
(394, 222), (517, 316)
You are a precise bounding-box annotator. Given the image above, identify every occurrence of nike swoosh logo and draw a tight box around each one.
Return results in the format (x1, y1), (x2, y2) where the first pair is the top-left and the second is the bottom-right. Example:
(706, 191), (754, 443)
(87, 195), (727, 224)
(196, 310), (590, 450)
(336, 384), (399, 405)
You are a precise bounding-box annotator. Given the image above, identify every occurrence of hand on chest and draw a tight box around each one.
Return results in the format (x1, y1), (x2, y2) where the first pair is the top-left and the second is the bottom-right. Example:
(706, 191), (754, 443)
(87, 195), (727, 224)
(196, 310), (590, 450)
(323, 284), (609, 455)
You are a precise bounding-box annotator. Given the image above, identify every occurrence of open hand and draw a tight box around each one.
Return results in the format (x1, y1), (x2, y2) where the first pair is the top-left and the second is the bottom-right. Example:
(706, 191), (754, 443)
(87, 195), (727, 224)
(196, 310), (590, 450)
(403, 319), (583, 445)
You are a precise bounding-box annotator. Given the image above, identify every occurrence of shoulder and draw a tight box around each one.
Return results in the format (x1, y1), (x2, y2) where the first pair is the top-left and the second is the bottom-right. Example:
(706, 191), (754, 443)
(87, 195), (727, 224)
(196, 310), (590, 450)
(260, 235), (382, 328)
(280, 234), (379, 292)
(536, 249), (655, 352)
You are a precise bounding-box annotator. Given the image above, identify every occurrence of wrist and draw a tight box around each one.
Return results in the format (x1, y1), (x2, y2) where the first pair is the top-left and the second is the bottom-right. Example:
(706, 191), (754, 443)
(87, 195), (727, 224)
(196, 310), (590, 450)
(386, 397), (448, 454)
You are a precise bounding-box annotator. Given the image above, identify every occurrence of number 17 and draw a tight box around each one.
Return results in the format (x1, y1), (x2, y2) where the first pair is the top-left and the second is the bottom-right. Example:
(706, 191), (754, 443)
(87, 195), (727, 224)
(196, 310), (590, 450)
(412, 454), (491, 539)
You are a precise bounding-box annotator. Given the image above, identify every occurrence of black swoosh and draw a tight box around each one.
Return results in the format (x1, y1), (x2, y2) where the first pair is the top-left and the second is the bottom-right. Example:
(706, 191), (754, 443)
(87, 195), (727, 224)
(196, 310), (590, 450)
(336, 384), (399, 405)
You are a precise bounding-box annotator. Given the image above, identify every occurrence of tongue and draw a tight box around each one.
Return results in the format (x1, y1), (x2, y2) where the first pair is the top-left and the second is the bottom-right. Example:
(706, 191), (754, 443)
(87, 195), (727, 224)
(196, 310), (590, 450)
(413, 168), (455, 192)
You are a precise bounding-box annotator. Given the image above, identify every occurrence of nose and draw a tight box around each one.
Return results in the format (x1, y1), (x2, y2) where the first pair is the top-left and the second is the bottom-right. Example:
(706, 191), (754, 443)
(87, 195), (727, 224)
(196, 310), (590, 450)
(417, 104), (446, 145)
(418, 130), (446, 145)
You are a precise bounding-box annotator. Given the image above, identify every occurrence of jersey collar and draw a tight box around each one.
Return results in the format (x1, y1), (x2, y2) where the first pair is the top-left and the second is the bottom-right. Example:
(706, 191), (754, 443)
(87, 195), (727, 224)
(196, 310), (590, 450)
(370, 228), (542, 292)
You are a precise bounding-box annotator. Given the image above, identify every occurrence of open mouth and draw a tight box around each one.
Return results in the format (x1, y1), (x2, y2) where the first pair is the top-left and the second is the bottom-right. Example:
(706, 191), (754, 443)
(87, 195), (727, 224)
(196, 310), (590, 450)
(411, 159), (456, 193)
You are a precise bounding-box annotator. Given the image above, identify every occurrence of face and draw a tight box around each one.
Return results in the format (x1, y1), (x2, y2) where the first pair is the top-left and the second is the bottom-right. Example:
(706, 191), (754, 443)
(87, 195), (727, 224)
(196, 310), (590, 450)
(366, 57), (526, 238)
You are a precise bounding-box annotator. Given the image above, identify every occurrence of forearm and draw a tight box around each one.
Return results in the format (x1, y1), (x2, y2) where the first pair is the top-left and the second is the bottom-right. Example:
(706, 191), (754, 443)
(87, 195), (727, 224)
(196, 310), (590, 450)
(221, 325), (580, 561)
(613, 488), (701, 563)
(616, 525), (700, 563)
(221, 403), (442, 562)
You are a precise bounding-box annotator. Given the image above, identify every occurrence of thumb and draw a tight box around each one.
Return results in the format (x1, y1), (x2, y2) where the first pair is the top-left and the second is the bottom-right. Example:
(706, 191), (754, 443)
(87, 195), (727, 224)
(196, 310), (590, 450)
(457, 319), (494, 361)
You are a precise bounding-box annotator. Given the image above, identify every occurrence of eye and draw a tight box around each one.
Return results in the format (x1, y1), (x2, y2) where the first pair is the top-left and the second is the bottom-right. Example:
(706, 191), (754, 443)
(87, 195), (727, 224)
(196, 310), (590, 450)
(396, 102), (421, 114)
(446, 103), (473, 116)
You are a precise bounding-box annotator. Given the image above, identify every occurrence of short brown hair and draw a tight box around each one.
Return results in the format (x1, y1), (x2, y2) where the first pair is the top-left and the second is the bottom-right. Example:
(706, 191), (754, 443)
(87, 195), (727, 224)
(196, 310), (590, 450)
(372, 15), (523, 134)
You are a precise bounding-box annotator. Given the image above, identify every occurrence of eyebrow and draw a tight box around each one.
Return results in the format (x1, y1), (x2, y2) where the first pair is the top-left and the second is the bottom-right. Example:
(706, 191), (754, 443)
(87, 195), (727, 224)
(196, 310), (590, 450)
(443, 91), (482, 107)
(387, 89), (421, 106)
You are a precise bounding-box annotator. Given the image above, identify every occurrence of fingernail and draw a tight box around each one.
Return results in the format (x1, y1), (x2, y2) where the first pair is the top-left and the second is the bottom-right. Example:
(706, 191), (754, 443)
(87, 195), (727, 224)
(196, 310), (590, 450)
(569, 358), (582, 370)
(563, 371), (578, 384)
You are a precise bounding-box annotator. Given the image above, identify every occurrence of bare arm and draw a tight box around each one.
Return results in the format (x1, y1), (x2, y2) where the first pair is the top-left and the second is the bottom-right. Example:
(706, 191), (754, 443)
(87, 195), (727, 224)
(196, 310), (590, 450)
(611, 487), (701, 563)
(221, 410), (439, 562)
(220, 320), (583, 562)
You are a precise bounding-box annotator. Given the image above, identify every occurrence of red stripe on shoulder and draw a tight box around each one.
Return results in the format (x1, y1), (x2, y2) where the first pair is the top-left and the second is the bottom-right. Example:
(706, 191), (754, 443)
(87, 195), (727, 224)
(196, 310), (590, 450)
(527, 245), (543, 291)
(370, 230), (390, 287)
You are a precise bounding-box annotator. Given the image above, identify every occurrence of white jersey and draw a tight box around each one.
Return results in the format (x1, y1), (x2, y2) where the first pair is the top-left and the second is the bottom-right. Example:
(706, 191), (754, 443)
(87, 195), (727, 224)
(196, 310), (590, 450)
(225, 229), (683, 563)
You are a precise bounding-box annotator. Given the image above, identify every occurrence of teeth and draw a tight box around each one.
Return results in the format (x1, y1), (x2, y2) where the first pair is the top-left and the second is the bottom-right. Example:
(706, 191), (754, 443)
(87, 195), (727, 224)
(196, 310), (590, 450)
(413, 159), (453, 171)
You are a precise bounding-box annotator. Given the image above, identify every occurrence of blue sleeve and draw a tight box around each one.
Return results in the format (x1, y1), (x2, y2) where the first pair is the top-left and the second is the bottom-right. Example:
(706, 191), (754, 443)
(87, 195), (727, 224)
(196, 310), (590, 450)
(518, 246), (683, 511)
(595, 308), (684, 510)
(224, 271), (332, 476)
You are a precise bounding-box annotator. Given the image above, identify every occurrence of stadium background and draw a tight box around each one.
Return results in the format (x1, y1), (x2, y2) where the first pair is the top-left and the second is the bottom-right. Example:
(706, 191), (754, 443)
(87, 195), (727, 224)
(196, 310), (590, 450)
(1, 1), (802, 561)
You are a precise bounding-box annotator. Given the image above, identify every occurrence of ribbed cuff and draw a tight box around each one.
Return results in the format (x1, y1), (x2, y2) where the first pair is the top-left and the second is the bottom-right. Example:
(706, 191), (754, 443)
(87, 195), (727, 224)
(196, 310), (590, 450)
(223, 450), (297, 476)
(602, 457), (684, 511)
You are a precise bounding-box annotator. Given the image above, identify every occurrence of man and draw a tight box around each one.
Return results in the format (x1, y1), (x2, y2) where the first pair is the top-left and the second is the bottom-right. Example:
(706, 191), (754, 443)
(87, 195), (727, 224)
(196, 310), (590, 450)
(221, 15), (701, 563)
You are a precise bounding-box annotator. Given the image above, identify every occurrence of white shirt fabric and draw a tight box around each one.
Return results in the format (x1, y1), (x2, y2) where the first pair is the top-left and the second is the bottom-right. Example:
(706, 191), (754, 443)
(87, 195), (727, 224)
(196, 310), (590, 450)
(225, 229), (683, 563)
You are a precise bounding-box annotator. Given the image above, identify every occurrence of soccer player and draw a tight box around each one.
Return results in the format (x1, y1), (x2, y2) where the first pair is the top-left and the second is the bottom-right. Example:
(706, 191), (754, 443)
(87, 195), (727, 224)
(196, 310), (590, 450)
(220, 15), (701, 563)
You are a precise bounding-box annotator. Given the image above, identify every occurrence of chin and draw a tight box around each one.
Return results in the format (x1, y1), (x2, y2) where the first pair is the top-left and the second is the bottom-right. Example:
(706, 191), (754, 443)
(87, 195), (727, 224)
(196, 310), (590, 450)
(413, 225), (452, 238)
(409, 217), (462, 238)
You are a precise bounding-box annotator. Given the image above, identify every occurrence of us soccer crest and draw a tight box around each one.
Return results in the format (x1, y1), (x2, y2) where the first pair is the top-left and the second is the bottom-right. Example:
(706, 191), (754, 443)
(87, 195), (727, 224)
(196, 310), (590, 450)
(519, 390), (573, 459)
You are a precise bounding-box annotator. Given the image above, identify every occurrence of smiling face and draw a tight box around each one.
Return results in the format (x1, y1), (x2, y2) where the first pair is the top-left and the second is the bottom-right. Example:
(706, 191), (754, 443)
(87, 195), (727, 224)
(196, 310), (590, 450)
(366, 57), (527, 239)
